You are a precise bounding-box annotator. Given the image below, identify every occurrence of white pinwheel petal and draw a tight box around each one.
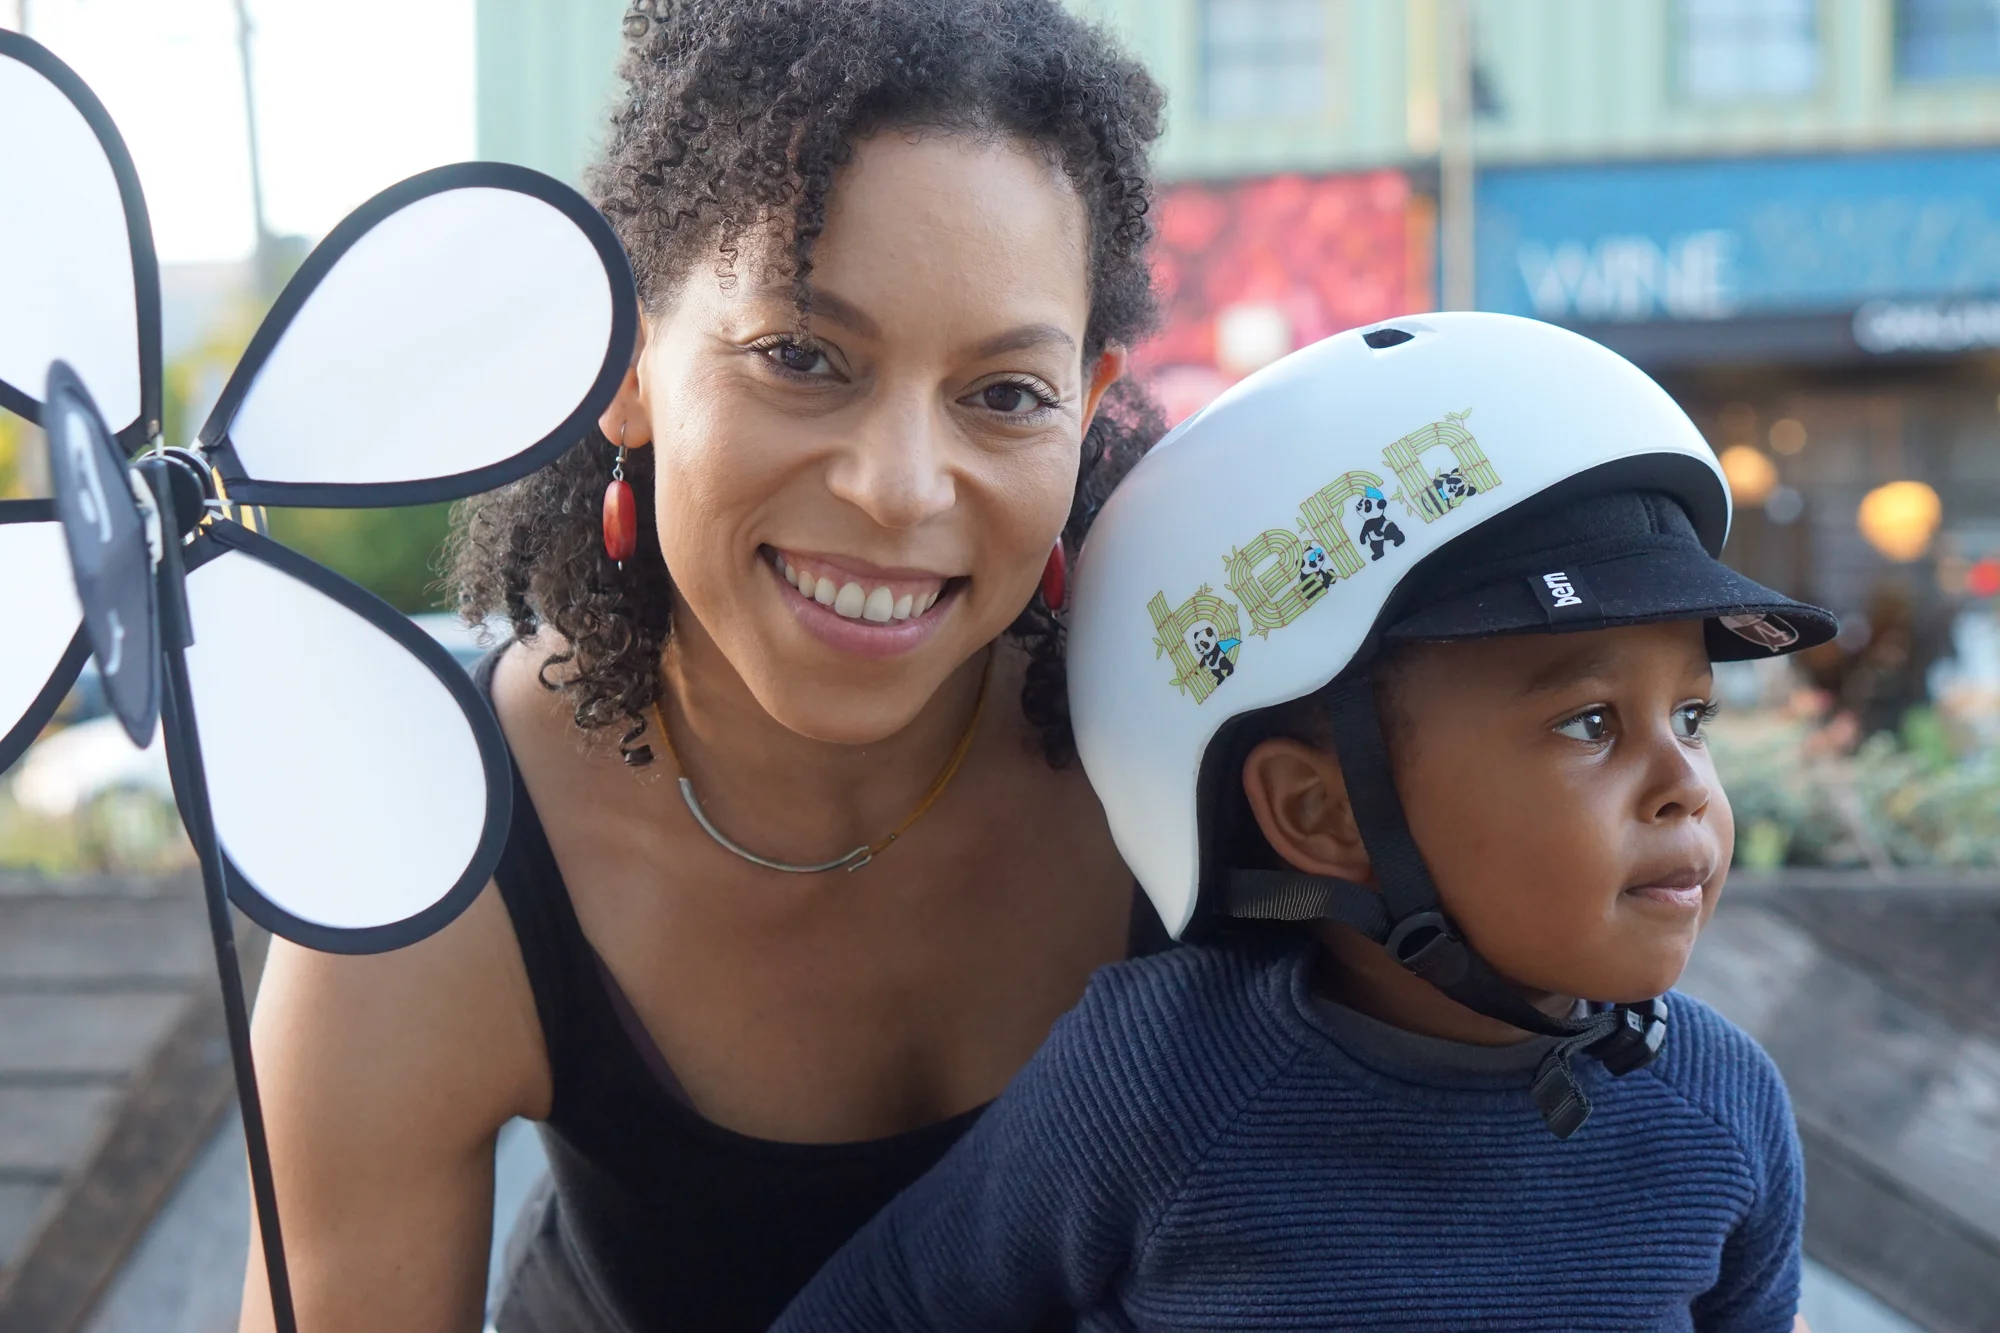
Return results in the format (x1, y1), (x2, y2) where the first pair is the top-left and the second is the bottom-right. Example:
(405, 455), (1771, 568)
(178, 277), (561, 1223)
(182, 528), (505, 951)
(0, 516), (86, 771)
(0, 33), (154, 439)
(205, 166), (633, 507)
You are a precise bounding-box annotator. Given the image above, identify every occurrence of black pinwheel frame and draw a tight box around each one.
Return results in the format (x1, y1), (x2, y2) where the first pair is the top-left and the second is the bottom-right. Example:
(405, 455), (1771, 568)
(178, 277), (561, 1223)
(0, 30), (638, 1331)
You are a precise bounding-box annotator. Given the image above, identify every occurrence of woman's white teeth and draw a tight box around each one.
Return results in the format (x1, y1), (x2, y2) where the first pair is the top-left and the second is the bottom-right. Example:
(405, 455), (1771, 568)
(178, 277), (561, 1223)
(781, 557), (944, 622)
(823, 579), (941, 622)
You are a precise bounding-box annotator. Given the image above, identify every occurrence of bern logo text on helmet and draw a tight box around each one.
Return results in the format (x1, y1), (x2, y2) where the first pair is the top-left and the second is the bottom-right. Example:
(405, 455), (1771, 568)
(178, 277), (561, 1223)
(1529, 568), (1602, 622)
(1383, 411), (1499, 523)
(1148, 588), (1243, 703)
(1150, 414), (1504, 702)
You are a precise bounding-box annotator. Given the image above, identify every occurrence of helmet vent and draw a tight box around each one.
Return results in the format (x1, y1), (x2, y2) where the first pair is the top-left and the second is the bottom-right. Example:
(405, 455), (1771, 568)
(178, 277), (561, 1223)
(1362, 327), (1415, 349)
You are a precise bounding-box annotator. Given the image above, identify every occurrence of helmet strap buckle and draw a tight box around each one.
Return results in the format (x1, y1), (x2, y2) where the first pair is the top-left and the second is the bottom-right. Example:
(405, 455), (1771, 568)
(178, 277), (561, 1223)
(1583, 997), (1670, 1076)
(1383, 910), (1472, 989)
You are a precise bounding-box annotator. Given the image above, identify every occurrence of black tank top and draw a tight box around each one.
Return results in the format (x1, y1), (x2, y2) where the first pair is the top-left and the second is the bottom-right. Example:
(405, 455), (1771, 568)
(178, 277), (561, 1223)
(477, 653), (1170, 1331)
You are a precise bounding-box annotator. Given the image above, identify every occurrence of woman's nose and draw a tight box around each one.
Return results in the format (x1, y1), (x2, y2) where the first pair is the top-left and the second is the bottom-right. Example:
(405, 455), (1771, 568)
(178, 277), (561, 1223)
(823, 390), (957, 530)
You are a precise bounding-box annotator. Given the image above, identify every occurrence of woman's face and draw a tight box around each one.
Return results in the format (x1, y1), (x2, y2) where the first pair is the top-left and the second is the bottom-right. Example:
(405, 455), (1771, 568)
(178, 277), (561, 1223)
(607, 131), (1123, 744)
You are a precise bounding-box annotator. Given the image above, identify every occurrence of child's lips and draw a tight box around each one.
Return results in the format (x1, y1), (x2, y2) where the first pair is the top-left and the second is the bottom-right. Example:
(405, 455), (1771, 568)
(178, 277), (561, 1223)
(1622, 866), (1712, 911)
(1625, 883), (1706, 910)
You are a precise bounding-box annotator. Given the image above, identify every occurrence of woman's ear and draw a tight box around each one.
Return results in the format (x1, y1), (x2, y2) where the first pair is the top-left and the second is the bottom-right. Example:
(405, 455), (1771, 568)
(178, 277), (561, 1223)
(597, 306), (653, 447)
(1078, 342), (1129, 437)
(1239, 737), (1374, 886)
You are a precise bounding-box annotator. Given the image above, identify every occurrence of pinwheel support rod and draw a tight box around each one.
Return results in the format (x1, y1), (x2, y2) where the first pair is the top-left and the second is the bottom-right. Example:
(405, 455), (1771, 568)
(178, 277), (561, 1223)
(140, 458), (300, 1333)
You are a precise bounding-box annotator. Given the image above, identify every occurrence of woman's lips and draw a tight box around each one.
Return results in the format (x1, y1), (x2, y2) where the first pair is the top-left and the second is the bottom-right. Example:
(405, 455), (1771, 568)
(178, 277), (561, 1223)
(768, 547), (949, 623)
(765, 550), (962, 660)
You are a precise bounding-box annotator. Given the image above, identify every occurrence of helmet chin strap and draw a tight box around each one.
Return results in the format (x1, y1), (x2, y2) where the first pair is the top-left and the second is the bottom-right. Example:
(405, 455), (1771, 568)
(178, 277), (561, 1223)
(1224, 673), (1667, 1140)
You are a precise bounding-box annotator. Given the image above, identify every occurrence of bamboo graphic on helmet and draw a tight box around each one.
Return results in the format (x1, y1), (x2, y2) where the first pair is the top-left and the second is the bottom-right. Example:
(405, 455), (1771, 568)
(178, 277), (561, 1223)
(1149, 588), (1243, 704)
(1383, 410), (1502, 522)
(1147, 413), (1504, 703)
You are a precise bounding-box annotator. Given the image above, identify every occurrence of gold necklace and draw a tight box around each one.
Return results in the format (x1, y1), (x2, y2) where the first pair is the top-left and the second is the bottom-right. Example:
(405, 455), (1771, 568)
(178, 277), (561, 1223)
(651, 649), (992, 874)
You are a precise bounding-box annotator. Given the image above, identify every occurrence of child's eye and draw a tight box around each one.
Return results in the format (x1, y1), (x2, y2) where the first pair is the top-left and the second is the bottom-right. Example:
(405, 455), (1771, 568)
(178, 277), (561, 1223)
(1556, 709), (1610, 742)
(1673, 700), (1721, 741)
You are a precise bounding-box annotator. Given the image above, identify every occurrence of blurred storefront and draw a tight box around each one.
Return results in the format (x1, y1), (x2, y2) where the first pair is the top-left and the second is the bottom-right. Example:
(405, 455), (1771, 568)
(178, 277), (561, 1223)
(1476, 149), (2000, 740)
(476, 0), (2000, 750)
(1140, 169), (1433, 422)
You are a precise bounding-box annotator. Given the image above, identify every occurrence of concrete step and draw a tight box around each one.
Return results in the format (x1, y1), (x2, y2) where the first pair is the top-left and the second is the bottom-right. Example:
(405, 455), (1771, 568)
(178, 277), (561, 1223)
(3, 869), (1994, 1331)
(0, 870), (248, 1333)
(1681, 879), (2000, 1333)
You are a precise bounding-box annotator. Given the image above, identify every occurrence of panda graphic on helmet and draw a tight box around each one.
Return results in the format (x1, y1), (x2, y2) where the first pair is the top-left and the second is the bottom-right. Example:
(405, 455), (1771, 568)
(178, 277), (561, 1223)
(1188, 620), (1241, 687)
(1353, 486), (1405, 562)
(1420, 466), (1478, 519)
(1296, 542), (1338, 598)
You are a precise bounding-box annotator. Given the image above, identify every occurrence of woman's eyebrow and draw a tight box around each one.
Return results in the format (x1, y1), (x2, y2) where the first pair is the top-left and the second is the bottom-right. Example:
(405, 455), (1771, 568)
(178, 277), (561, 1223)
(796, 285), (1075, 358)
(970, 323), (1077, 358)
(803, 285), (883, 338)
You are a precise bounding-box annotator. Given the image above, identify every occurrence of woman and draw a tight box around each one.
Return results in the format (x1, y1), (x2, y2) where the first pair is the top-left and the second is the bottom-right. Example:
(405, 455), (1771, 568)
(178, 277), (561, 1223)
(239, 2), (1166, 1330)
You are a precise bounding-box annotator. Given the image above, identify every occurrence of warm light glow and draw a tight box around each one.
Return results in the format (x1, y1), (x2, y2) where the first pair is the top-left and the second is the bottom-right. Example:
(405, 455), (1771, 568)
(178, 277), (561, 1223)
(1719, 445), (1779, 506)
(1214, 302), (1294, 377)
(1857, 480), (1943, 563)
(1768, 418), (1807, 455)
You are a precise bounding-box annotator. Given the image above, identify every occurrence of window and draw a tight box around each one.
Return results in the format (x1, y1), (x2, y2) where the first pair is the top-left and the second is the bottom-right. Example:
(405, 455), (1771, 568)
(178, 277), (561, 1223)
(1679, 0), (1820, 101)
(1896, 0), (2000, 81)
(1200, 0), (1328, 122)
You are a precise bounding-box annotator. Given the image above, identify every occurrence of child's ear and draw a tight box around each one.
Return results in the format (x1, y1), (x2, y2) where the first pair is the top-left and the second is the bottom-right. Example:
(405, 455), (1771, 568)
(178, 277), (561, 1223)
(1240, 738), (1374, 887)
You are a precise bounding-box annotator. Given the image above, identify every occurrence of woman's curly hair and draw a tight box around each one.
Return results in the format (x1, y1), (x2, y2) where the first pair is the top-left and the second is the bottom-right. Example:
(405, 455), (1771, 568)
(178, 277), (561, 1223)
(450, 0), (1166, 766)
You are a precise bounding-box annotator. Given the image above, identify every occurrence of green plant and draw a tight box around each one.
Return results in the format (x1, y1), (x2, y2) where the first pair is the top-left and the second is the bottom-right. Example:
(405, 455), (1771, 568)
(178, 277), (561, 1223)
(1710, 710), (2000, 869)
(264, 503), (457, 614)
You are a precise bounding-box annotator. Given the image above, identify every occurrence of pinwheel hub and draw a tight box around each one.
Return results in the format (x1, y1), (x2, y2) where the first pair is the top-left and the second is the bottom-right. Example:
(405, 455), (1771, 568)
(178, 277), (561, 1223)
(155, 446), (213, 540)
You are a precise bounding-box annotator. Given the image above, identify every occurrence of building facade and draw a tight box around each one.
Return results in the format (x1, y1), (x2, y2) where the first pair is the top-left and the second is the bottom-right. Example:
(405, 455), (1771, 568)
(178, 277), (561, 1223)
(477, 0), (2000, 727)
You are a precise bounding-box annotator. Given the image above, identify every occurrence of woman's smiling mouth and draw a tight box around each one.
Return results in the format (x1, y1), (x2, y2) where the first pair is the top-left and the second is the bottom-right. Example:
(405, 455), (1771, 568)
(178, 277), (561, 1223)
(768, 547), (949, 622)
(764, 546), (964, 659)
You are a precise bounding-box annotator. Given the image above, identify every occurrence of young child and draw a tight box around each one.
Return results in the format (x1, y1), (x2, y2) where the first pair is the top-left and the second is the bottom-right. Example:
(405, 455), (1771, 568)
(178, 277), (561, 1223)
(772, 313), (1832, 1332)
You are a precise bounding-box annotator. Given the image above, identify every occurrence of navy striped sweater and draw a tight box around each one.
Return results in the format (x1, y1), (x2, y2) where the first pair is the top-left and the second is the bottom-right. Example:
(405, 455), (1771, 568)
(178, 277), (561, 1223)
(773, 939), (1802, 1332)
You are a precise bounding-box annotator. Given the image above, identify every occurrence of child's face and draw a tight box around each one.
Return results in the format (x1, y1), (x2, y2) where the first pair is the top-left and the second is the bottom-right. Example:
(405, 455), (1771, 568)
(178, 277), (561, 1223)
(1245, 619), (1732, 1006)
(1383, 620), (1731, 1003)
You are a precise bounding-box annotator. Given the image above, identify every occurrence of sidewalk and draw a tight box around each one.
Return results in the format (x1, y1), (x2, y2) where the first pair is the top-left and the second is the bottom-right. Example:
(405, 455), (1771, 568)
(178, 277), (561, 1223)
(0, 869), (244, 1333)
(2, 869), (1992, 1331)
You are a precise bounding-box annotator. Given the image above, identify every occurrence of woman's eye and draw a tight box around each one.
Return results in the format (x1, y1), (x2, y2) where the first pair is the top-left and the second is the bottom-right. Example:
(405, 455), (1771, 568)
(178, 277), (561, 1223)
(761, 340), (832, 377)
(1673, 702), (1719, 741)
(1556, 710), (1610, 742)
(973, 381), (1055, 415)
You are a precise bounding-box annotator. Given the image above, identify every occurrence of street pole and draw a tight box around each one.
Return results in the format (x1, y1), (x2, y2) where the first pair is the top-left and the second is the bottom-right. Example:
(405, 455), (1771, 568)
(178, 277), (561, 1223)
(233, 0), (277, 296)
(1439, 0), (1475, 311)
(12, 0), (27, 34)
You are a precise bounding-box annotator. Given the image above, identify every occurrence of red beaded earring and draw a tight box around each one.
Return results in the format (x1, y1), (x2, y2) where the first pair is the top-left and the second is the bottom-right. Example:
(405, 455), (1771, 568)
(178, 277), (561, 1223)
(603, 426), (637, 567)
(1039, 539), (1067, 612)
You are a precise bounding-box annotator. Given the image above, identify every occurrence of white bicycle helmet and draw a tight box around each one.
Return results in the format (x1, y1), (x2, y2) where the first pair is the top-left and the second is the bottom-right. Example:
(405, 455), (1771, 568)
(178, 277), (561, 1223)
(1069, 312), (1834, 1136)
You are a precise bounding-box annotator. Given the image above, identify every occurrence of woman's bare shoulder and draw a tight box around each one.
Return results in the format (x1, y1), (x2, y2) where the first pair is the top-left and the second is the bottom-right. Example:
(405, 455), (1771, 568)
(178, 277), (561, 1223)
(255, 877), (551, 1128)
(487, 630), (618, 768)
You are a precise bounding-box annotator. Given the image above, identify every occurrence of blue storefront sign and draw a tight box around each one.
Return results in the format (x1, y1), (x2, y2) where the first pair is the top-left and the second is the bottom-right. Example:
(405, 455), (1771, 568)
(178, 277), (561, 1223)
(1476, 149), (2000, 356)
